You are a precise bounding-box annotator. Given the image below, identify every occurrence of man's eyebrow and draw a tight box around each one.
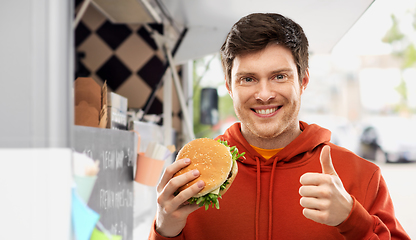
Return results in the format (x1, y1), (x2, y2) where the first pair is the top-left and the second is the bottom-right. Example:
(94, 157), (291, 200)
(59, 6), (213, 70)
(234, 68), (294, 77)
(234, 71), (255, 77)
(271, 68), (294, 74)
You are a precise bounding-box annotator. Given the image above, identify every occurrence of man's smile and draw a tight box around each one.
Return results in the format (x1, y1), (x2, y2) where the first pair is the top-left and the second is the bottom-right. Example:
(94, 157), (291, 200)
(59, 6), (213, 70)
(251, 106), (282, 115)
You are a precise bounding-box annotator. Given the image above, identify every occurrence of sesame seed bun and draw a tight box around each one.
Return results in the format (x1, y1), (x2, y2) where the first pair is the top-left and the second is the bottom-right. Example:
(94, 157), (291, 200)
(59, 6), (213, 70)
(174, 138), (234, 197)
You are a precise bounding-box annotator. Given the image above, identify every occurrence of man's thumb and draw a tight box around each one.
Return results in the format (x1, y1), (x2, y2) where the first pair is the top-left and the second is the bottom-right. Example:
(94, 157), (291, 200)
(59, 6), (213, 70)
(320, 145), (337, 176)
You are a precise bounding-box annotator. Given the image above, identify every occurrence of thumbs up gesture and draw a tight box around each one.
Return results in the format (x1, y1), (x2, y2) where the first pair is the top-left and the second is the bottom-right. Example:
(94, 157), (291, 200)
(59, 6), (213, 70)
(299, 145), (353, 226)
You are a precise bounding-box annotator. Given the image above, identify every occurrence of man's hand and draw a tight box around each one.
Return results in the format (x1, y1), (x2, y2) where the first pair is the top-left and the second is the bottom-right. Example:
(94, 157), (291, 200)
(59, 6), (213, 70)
(299, 145), (353, 226)
(155, 158), (205, 237)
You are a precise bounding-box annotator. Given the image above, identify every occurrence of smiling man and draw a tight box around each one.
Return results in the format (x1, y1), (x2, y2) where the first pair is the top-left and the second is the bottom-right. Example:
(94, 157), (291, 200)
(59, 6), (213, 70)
(149, 13), (410, 240)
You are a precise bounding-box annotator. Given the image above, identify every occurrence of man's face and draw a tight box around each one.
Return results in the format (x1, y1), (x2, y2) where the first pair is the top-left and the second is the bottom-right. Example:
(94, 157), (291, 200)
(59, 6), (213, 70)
(227, 44), (309, 145)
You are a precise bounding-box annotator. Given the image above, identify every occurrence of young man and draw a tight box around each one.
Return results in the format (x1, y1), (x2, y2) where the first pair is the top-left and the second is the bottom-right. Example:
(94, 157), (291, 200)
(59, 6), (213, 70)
(149, 13), (410, 239)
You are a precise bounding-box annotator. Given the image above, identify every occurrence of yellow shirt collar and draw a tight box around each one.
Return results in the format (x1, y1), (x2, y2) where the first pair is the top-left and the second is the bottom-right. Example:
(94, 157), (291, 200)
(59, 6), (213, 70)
(250, 145), (283, 160)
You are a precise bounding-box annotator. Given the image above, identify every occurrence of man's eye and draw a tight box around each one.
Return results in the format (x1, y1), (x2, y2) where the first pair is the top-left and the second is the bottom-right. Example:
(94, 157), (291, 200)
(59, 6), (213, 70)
(239, 77), (255, 84)
(243, 77), (254, 82)
(275, 75), (285, 80)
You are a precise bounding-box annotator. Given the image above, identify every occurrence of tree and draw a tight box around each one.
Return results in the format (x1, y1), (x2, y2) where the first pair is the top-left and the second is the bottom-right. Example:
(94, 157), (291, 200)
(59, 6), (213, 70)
(382, 8), (416, 113)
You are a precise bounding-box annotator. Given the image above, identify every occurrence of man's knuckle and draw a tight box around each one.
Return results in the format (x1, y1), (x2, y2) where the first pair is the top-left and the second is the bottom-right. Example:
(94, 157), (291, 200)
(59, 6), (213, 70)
(320, 201), (330, 210)
(157, 195), (164, 206)
(165, 167), (175, 176)
(168, 178), (180, 189)
(162, 203), (175, 214)
(319, 189), (330, 198)
(171, 210), (183, 220)
(320, 175), (330, 184)
(175, 191), (187, 202)
(318, 212), (329, 223)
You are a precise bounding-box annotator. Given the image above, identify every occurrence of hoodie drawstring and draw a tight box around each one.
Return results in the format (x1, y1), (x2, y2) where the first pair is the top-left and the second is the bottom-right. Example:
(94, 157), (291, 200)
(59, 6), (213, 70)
(255, 156), (279, 240)
(268, 157), (278, 240)
(255, 157), (261, 240)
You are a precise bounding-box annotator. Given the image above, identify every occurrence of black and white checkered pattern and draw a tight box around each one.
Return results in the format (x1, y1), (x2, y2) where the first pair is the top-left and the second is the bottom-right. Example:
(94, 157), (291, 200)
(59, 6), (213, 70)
(75, 1), (179, 119)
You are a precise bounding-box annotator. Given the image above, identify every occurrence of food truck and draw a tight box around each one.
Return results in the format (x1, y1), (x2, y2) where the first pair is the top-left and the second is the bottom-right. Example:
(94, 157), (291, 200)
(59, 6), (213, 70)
(0, 0), (374, 239)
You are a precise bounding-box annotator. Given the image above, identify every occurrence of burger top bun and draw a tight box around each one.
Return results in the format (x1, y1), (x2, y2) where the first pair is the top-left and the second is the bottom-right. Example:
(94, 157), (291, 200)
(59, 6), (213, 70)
(174, 138), (233, 197)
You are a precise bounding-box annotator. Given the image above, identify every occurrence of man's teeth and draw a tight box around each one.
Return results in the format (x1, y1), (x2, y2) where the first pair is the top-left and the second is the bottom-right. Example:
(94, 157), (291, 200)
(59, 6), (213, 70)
(255, 108), (278, 115)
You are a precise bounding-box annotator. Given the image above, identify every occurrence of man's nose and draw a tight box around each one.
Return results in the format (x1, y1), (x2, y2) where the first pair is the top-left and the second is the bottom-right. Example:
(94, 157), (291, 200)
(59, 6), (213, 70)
(254, 81), (276, 102)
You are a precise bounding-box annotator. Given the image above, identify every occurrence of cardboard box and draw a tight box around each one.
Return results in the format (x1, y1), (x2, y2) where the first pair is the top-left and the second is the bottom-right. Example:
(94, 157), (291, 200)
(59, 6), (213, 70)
(74, 77), (101, 127)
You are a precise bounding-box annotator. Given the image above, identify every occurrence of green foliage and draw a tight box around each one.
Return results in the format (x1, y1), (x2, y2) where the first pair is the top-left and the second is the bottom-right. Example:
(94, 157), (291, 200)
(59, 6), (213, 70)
(382, 8), (416, 114)
(395, 79), (408, 102)
(383, 11), (416, 68)
(403, 43), (416, 68)
(382, 15), (405, 44)
(187, 190), (224, 210)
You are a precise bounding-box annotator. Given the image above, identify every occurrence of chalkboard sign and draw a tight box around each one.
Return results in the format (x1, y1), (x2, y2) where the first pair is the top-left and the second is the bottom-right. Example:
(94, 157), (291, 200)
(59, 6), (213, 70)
(73, 126), (137, 240)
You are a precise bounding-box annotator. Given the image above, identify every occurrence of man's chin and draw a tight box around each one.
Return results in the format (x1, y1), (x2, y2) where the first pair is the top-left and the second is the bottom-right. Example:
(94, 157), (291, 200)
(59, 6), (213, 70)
(248, 125), (282, 139)
(254, 131), (280, 139)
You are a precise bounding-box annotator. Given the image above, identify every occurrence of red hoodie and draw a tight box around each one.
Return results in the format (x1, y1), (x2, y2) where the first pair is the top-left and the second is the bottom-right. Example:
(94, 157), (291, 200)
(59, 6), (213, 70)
(149, 122), (410, 240)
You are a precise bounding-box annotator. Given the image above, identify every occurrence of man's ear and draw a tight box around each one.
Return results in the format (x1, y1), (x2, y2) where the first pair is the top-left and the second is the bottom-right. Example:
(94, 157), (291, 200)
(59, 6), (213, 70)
(225, 77), (233, 98)
(300, 69), (310, 95)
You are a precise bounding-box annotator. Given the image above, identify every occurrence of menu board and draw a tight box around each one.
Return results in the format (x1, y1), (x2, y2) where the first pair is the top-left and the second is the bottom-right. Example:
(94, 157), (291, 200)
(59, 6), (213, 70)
(73, 126), (137, 240)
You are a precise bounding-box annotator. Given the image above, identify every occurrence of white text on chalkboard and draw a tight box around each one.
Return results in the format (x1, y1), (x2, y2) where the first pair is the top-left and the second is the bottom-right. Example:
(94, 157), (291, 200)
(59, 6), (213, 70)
(100, 188), (133, 210)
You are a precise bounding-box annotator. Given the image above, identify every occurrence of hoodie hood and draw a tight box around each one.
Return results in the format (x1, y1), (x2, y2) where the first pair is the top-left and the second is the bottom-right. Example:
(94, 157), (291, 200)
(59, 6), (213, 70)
(216, 121), (331, 166)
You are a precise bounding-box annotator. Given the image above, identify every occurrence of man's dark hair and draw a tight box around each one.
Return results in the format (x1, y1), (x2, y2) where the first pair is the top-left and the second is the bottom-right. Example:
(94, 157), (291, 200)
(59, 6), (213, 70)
(220, 13), (309, 87)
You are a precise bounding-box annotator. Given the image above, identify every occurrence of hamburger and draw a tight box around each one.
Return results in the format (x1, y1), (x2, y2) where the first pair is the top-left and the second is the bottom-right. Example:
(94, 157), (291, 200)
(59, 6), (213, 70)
(174, 138), (245, 210)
